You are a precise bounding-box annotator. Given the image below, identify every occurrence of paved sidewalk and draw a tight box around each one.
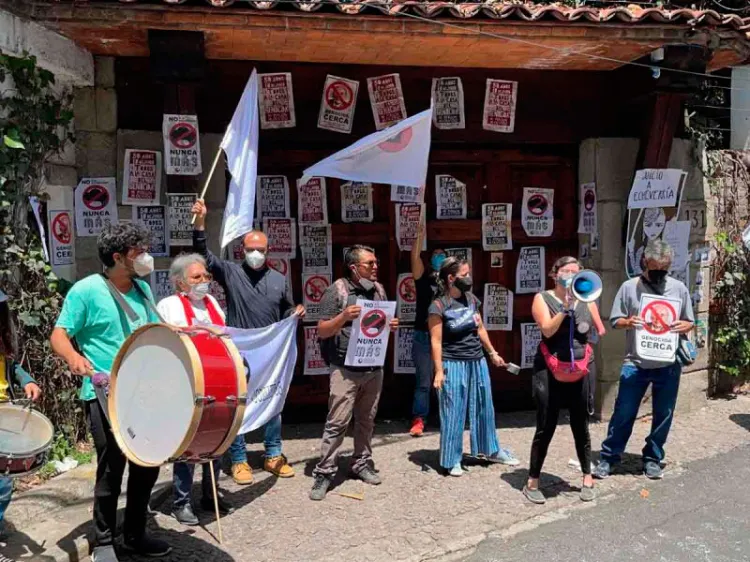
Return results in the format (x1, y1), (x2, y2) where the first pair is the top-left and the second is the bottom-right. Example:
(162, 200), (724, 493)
(4, 396), (750, 562)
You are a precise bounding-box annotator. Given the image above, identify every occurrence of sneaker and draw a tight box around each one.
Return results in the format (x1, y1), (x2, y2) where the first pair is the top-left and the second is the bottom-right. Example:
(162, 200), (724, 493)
(91, 545), (119, 562)
(409, 417), (425, 437)
(123, 534), (172, 557)
(264, 455), (295, 478)
(644, 461), (664, 480)
(352, 466), (382, 485)
(484, 449), (520, 466)
(200, 495), (235, 515)
(523, 485), (546, 504)
(593, 460), (611, 480)
(449, 464), (464, 477)
(231, 462), (254, 485)
(172, 503), (199, 526)
(309, 474), (332, 501)
(580, 485), (596, 502)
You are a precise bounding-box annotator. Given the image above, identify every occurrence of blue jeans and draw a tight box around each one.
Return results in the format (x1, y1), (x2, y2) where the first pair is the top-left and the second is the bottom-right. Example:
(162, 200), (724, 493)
(411, 330), (433, 418)
(228, 414), (283, 464)
(600, 363), (681, 464)
(172, 459), (221, 508)
(0, 477), (11, 529)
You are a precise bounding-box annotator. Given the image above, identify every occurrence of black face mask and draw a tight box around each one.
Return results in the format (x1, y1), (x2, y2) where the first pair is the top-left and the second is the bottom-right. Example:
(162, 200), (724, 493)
(454, 275), (473, 293)
(647, 269), (668, 284)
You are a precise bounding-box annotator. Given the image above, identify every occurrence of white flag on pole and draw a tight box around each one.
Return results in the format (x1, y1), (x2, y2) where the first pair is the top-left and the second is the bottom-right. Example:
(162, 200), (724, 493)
(300, 107), (433, 188)
(219, 70), (259, 249)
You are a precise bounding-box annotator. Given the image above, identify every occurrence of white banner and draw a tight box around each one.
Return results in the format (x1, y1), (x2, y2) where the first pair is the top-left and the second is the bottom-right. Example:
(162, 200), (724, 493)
(396, 273), (417, 322)
(516, 246), (545, 295)
(162, 114), (202, 176)
(318, 75), (359, 134)
(482, 203), (512, 251)
(436, 175), (467, 220)
(123, 149), (162, 205)
(227, 315), (300, 433)
(577, 182), (597, 235)
(522, 187), (554, 237)
(394, 326), (416, 374)
(431, 77), (465, 130)
(257, 176), (290, 219)
(298, 177), (328, 226)
(49, 210), (74, 266)
(367, 73), (407, 130)
(341, 182), (374, 223)
(75, 177), (118, 237)
(482, 79), (518, 133)
(521, 322), (542, 369)
(304, 326), (328, 375)
(635, 294), (682, 363)
(167, 193), (197, 248)
(628, 169), (686, 209)
(302, 273), (331, 322)
(345, 299), (396, 368)
(258, 72), (296, 129)
(483, 284), (513, 331)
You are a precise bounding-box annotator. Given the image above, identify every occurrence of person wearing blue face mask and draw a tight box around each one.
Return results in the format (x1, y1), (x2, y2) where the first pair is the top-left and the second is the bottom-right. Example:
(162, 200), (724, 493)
(409, 219), (445, 437)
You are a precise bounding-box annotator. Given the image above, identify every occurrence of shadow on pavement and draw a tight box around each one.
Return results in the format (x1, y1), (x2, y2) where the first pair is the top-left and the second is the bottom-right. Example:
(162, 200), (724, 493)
(500, 469), (579, 498)
(730, 413), (750, 432)
(1, 522), (57, 561)
(590, 450), (651, 475)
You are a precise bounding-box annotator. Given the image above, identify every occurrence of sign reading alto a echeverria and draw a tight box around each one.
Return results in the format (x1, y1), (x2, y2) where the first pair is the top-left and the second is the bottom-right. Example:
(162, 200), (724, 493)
(636, 294), (682, 363)
(628, 169), (686, 209)
(345, 299), (397, 368)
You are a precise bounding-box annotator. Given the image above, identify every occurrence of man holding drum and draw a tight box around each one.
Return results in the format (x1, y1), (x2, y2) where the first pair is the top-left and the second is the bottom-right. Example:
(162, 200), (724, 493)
(50, 224), (170, 562)
(192, 199), (305, 485)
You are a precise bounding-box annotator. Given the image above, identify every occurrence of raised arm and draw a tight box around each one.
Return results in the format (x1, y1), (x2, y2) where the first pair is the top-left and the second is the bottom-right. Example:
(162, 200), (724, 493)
(411, 219), (426, 280)
(192, 198), (230, 286)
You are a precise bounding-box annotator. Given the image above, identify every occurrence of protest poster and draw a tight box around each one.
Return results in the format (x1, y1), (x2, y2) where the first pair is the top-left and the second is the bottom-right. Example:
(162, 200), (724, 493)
(522, 187), (554, 237)
(122, 149), (161, 205)
(49, 210), (74, 266)
(516, 246), (545, 294)
(367, 73), (407, 130)
(162, 114), (202, 175)
(591, 233), (600, 251)
(390, 184), (424, 204)
(396, 273), (417, 323)
(636, 294), (682, 363)
(167, 193), (197, 247)
(267, 257), (291, 283)
(74, 177), (118, 237)
(578, 182), (598, 235)
(258, 72), (296, 129)
(663, 220), (692, 274)
(302, 273), (331, 322)
(341, 182), (374, 223)
(300, 224), (333, 274)
(482, 203), (512, 251)
(257, 176), (290, 219)
(297, 177), (328, 225)
(483, 284), (513, 331)
(264, 218), (296, 259)
(627, 169), (686, 209)
(482, 79), (518, 133)
(345, 298), (397, 368)
(150, 269), (172, 303)
(431, 77), (465, 130)
(580, 243), (590, 260)
(209, 281), (227, 312)
(394, 326), (416, 374)
(395, 204), (426, 252)
(521, 323), (542, 369)
(490, 252), (503, 268)
(132, 205), (169, 257)
(304, 326), (328, 375)
(318, 75), (359, 134)
(435, 175), (467, 220)
(445, 247), (472, 268)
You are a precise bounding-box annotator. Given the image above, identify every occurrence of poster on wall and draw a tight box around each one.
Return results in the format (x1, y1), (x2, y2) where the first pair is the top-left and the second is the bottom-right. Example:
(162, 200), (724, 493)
(395, 203), (426, 252)
(367, 73), (407, 130)
(318, 74), (359, 134)
(521, 322), (542, 369)
(257, 176), (290, 219)
(577, 182), (598, 235)
(209, 281), (227, 312)
(627, 169), (686, 209)
(300, 224), (333, 274)
(483, 284), (513, 331)
(264, 218), (297, 259)
(167, 193), (197, 247)
(267, 257), (291, 283)
(302, 273), (331, 322)
(445, 247), (472, 268)
(521, 187), (554, 237)
(391, 184), (424, 204)
(122, 149), (162, 205)
(341, 182), (374, 223)
(394, 326), (416, 374)
(490, 252), (503, 268)
(431, 77), (465, 130)
(516, 246), (545, 295)
(74, 177), (118, 237)
(49, 210), (75, 266)
(344, 299), (397, 368)
(481, 203), (512, 251)
(435, 175), (467, 219)
(162, 114), (202, 175)
(304, 326), (328, 375)
(396, 273), (417, 322)
(258, 72), (296, 129)
(663, 220), (692, 275)
(482, 79), (518, 133)
(297, 177), (328, 225)
(150, 270), (172, 303)
(132, 205), (169, 257)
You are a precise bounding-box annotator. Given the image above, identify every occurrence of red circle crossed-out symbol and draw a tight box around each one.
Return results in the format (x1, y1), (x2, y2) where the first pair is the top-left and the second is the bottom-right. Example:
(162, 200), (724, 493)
(378, 127), (413, 153)
(304, 275), (329, 304)
(398, 276), (416, 303)
(642, 300), (677, 335)
(584, 189), (596, 211)
(82, 184), (110, 211)
(361, 309), (387, 338)
(527, 193), (548, 216)
(326, 81), (354, 111)
(51, 213), (72, 244)
(169, 122), (197, 149)
(268, 258), (288, 277)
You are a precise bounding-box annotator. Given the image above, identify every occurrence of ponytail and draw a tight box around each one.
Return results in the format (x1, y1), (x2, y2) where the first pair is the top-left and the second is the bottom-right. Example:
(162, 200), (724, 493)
(436, 256), (465, 297)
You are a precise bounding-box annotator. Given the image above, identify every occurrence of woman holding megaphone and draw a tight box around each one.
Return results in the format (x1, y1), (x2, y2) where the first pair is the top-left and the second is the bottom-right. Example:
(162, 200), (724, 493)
(523, 257), (606, 505)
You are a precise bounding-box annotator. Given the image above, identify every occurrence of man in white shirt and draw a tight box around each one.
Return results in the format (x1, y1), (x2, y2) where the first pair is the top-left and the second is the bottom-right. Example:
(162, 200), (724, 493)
(156, 254), (233, 526)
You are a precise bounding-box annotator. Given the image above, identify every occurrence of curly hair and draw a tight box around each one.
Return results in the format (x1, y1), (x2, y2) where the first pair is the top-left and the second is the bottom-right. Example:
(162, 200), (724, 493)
(97, 223), (151, 268)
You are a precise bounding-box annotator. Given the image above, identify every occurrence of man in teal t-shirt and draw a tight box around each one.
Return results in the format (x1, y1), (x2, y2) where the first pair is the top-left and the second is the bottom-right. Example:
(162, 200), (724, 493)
(50, 223), (171, 562)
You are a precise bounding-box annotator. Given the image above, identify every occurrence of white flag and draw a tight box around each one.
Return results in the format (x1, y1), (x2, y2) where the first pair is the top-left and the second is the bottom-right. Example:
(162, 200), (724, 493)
(219, 70), (259, 249)
(226, 315), (300, 434)
(300, 107), (432, 188)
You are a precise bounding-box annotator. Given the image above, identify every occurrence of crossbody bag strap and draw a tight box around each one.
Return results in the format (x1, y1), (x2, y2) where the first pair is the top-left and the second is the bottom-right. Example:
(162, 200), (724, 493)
(129, 279), (166, 323)
(99, 273), (139, 323)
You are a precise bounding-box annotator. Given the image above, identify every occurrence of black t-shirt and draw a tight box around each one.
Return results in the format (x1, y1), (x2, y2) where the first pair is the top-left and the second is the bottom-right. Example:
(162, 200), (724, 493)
(428, 292), (483, 361)
(539, 292), (592, 362)
(414, 274), (438, 332)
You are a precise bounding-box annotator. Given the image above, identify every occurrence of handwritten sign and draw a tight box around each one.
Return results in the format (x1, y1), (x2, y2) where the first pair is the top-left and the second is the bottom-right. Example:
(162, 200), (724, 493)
(628, 169), (685, 209)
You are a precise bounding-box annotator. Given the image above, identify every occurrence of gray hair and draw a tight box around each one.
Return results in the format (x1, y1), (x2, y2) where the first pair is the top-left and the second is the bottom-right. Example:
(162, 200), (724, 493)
(643, 238), (674, 264)
(344, 244), (375, 277)
(169, 253), (207, 290)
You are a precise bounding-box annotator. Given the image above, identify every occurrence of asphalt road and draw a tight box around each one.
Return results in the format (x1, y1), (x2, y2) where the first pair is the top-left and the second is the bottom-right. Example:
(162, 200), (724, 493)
(463, 443), (750, 562)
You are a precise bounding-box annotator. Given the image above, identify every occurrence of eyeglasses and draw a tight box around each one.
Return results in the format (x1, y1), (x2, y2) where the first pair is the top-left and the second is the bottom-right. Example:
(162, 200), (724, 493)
(358, 259), (379, 267)
(189, 273), (213, 282)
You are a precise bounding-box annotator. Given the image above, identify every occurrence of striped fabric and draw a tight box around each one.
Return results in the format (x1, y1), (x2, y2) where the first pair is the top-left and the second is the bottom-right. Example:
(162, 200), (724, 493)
(438, 358), (500, 469)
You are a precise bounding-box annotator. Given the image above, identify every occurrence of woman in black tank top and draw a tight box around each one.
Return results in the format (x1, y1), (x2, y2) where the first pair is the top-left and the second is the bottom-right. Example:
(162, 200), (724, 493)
(523, 257), (604, 505)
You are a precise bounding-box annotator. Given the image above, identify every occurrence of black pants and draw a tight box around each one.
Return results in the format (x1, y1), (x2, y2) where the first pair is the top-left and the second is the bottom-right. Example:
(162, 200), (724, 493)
(86, 400), (160, 546)
(528, 359), (594, 479)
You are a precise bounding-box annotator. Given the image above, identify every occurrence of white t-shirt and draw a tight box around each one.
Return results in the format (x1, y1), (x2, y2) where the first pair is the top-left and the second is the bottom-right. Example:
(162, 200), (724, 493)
(156, 294), (226, 328)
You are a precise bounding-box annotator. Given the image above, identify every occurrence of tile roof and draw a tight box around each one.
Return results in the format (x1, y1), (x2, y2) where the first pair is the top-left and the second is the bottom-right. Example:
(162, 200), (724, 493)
(77, 1), (750, 30)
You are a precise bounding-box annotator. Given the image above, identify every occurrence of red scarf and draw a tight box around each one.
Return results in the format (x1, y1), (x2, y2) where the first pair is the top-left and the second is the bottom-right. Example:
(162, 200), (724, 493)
(177, 293), (225, 327)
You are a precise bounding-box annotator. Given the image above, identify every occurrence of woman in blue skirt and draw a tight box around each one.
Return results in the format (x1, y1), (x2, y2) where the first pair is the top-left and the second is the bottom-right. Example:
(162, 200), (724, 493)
(427, 257), (518, 476)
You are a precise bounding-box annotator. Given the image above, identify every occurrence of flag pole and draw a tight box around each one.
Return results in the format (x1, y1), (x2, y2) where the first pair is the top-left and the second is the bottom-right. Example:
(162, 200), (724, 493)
(191, 147), (223, 224)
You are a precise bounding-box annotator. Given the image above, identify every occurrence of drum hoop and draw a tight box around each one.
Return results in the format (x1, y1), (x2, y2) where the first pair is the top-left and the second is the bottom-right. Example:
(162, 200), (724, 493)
(109, 323), (205, 468)
(211, 332), (248, 457)
(0, 404), (55, 458)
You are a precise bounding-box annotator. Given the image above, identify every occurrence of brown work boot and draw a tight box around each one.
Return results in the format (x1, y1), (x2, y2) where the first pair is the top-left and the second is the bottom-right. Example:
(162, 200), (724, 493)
(264, 455), (295, 478)
(231, 462), (254, 485)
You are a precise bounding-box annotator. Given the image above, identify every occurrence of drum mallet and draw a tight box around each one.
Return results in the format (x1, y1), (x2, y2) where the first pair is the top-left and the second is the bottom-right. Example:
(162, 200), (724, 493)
(208, 461), (224, 544)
